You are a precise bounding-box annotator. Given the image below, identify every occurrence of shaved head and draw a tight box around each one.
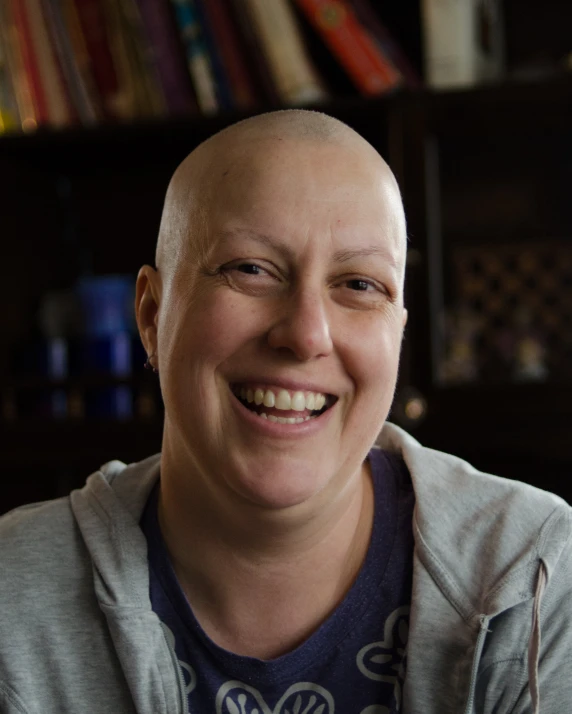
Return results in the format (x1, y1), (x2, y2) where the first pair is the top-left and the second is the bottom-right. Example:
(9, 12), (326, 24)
(155, 109), (406, 280)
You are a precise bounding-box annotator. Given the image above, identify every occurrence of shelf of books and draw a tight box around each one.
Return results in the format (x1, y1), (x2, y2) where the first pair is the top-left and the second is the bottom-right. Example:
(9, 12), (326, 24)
(0, 0), (421, 136)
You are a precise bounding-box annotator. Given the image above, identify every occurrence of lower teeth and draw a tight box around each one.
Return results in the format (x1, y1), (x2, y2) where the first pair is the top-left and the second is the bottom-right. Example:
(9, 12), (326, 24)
(258, 413), (310, 424)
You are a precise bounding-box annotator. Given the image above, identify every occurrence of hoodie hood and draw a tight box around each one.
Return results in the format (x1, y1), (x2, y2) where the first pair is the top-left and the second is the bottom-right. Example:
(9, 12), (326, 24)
(69, 454), (187, 714)
(378, 423), (571, 714)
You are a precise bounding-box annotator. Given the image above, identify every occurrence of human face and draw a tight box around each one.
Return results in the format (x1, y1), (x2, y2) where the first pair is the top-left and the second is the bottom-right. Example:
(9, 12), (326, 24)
(156, 139), (406, 511)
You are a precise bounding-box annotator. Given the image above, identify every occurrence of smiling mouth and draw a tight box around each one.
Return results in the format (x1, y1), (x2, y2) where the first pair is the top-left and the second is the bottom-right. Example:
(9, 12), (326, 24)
(231, 384), (336, 424)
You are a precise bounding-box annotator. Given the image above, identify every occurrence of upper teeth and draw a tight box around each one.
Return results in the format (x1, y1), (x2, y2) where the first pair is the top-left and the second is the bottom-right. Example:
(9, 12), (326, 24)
(240, 387), (326, 412)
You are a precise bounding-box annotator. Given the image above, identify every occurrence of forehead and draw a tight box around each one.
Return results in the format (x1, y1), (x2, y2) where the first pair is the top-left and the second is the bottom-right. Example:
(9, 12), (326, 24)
(214, 138), (380, 201)
(205, 139), (404, 256)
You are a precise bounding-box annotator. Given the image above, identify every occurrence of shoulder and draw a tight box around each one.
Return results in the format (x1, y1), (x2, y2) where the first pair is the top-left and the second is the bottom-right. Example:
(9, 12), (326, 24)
(0, 495), (92, 600)
(0, 495), (82, 561)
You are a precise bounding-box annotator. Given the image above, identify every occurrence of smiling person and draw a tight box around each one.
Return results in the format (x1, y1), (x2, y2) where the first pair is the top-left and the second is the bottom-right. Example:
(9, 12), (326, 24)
(1, 111), (571, 714)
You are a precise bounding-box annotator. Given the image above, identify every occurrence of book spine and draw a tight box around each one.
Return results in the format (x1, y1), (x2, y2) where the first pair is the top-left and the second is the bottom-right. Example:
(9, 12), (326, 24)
(170, 0), (219, 114)
(41, 0), (98, 125)
(9, 0), (49, 125)
(0, 0), (37, 130)
(348, 0), (421, 88)
(293, 0), (402, 96)
(202, 0), (258, 110)
(224, 0), (280, 105)
(72, 0), (124, 119)
(0, 8), (21, 132)
(244, 0), (327, 105)
(24, 0), (75, 128)
(98, 0), (142, 119)
(420, 0), (476, 88)
(116, 0), (168, 117)
(193, 0), (234, 110)
(133, 0), (197, 115)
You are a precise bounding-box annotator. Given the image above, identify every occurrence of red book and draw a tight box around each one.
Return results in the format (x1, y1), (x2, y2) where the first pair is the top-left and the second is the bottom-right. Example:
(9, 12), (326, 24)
(9, 0), (49, 124)
(292, 0), (402, 96)
(202, 0), (258, 109)
(73, 0), (122, 119)
(348, 0), (421, 88)
(26, 0), (75, 127)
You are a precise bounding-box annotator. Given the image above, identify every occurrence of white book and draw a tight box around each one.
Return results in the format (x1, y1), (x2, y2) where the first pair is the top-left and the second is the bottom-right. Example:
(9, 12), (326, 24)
(421, 0), (503, 89)
(244, 0), (328, 105)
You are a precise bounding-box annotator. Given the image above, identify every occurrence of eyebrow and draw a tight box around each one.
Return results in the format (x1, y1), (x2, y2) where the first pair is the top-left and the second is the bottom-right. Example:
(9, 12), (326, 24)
(218, 229), (400, 269)
(332, 246), (399, 268)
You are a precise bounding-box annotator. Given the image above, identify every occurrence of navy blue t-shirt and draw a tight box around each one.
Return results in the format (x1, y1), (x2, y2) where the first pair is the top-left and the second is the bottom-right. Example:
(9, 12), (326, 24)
(141, 449), (415, 713)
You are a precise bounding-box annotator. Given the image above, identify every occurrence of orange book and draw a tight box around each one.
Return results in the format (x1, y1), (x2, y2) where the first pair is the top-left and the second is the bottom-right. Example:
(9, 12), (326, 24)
(9, 0), (49, 125)
(292, 0), (402, 95)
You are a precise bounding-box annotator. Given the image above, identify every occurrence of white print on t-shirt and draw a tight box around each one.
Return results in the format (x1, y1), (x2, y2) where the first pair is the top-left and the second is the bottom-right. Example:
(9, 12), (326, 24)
(356, 605), (410, 712)
(162, 605), (409, 713)
(216, 681), (334, 714)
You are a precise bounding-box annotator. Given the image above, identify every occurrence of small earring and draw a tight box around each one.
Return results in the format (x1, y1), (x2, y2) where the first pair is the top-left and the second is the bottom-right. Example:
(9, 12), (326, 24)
(144, 353), (159, 374)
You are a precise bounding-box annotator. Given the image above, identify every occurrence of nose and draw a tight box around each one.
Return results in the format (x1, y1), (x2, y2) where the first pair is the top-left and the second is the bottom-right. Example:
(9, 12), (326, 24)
(267, 288), (333, 361)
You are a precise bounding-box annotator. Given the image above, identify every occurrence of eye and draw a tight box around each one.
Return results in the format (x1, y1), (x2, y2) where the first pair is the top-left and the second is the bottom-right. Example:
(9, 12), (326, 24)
(332, 274), (390, 309)
(236, 263), (263, 275)
(218, 260), (284, 296)
(346, 279), (373, 291)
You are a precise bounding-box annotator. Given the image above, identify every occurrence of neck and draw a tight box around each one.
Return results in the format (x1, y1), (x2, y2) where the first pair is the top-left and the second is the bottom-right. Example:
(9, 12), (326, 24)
(157, 451), (375, 659)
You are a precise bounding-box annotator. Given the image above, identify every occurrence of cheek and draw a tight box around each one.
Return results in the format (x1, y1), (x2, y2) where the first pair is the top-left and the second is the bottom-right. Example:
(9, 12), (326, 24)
(160, 290), (266, 368)
(342, 314), (403, 393)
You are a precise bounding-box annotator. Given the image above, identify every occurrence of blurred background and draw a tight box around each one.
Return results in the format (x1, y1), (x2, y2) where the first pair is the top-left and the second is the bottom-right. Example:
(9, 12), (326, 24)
(1, 0), (572, 513)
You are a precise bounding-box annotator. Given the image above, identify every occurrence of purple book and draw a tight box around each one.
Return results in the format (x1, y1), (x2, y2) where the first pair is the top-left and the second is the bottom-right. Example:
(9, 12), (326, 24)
(135, 0), (198, 115)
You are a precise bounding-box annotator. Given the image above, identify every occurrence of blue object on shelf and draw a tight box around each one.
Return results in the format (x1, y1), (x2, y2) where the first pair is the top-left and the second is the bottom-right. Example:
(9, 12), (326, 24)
(77, 275), (135, 337)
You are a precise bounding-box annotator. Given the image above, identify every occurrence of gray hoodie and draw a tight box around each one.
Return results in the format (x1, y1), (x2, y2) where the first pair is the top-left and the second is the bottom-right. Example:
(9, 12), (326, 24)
(1, 423), (571, 714)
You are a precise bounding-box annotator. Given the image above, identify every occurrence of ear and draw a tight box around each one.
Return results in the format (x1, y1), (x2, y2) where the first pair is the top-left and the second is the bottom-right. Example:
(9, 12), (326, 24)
(135, 265), (161, 360)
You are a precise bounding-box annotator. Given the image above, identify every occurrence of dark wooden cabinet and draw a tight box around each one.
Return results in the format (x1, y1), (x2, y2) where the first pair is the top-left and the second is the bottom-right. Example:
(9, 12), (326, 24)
(389, 78), (572, 500)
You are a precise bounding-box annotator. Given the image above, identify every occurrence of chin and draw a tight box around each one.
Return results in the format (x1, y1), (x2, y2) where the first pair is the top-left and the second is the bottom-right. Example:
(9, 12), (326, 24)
(227, 461), (331, 511)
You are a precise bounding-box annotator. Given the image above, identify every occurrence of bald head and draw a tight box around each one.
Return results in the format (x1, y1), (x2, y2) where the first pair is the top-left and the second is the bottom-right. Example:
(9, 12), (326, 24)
(155, 109), (406, 279)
